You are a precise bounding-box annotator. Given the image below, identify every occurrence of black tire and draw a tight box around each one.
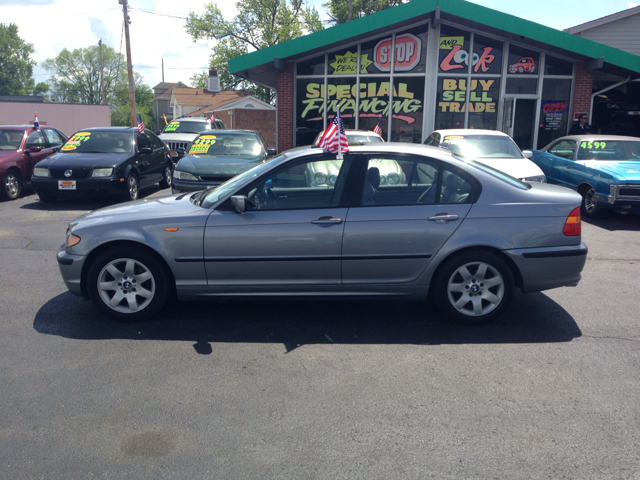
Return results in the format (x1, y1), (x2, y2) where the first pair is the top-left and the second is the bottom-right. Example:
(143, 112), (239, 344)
(38, 192), (56, 203)
(122, 173), (139, 202)
(1, 169), (22, 201)
(518, 66), (524, 73)
(86, 245), (170, 322)
(433, 251), (515, 325)
(580, 186), (609, 219)
(159, 163), (172, 189)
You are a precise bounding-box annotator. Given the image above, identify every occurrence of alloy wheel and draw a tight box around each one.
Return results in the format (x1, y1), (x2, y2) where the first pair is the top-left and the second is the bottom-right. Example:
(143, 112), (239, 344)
(4, 173), (20, 199)
(446, 261), (505, 317)
(97, 258), (155, 314)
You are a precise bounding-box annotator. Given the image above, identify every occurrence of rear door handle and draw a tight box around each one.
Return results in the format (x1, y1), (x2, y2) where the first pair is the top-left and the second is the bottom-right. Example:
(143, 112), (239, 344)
(428, 214), (459, 223)
(311, 216), (343, 224)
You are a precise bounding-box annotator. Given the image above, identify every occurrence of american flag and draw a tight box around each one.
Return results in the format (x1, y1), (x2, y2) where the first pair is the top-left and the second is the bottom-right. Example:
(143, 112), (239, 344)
(318, 107), (349, 159)
(136, 114), (145, 133)
(209, 112), (216, 124)
(373, 117), (382, 136)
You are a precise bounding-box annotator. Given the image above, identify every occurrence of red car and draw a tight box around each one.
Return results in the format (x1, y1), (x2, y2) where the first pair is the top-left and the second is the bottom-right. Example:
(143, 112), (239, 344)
(509, 57), (537, 73)
(0, 125), (67, 200)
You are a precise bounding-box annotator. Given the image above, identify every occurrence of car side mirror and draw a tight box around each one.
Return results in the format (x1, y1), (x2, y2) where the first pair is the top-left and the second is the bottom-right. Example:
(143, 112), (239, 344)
(231, 195), (247, 214)
(139, 147), (153, 154)
(176, 147), (185, 155)
(26, 146), (42, 153)
(522, 150), (533, 158)
(155, 130), (161, 135)
(267, 148), (277, 156)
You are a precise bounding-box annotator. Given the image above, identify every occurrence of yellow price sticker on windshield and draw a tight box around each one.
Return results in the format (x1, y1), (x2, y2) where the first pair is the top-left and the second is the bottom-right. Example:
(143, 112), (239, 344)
(189, 144), (209, 154)
(61, 145), (76, 151)
(581, 141), (607, 149)
(199, 135), (216, 140)
(164, 122), (180, 132)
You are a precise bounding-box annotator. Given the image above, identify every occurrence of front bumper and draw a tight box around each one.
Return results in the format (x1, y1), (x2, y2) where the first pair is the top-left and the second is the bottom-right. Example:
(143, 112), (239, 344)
(503, 242), (588, 294)
(57, 245), (87, 298)
(33, 176), (126, 198)
(172, 178), (224, 193)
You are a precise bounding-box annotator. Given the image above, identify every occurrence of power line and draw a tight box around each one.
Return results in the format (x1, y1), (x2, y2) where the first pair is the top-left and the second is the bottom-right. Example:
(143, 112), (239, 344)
(134, 65), (208, 70)
(128, 7), (188, 19)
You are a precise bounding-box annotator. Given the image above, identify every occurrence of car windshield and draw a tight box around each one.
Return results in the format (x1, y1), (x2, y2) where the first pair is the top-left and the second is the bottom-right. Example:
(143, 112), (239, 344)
(347, 134), (383, 145)
(199, 155), (282, 208)
(0, 129), (24, 150)
(61, 131), (133, 153)
(162, 121), (209, 134)
(576, 140), (640, 161)
(442, 135), (523, 159)
(187, 134), (262, 157)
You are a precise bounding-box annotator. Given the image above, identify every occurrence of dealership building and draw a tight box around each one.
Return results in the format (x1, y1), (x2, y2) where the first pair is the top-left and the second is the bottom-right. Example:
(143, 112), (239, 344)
(228, 0), (640, 152)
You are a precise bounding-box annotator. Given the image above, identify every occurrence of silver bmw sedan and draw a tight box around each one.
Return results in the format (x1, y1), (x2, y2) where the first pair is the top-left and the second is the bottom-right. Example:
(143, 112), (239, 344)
(57, 143), (587, 325)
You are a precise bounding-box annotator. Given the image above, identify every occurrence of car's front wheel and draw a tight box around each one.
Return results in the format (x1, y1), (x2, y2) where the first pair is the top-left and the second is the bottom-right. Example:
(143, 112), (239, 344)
(581, 186), (608, 219)
(122, 173), (139, 202)
(433, 251), (514, 325)
(87, 246), (170, 321)
(1, 169), (22, 201)
(159, 163), (172, 189)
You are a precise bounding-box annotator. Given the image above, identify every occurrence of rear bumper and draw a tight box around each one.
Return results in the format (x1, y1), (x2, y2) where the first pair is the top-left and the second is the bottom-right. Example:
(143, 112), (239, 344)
(503, 242), (588, 293)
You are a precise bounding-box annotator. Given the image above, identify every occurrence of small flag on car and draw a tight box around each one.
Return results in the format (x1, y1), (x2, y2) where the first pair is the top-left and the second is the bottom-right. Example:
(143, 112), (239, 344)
(136, 113), (145, 133)
(373, 116), (382, 136)
(34, 113), (39, 128)
(318, 107), (349, 159)
(209, 112), (216, 124)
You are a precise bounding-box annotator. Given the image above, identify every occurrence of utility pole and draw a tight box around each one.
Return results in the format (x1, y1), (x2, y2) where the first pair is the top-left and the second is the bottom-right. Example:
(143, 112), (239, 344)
(98, 39), (106, 104)
(120, 0), (137, 127)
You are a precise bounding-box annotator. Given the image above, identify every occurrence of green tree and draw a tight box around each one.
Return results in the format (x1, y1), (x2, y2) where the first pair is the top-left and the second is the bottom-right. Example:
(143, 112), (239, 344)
(110, 73), (155, 129)
(0, 23), (36, 95)
(323, 0), (405, 25)
(185, 0), (323, 104)
(42, 44), (128, 105)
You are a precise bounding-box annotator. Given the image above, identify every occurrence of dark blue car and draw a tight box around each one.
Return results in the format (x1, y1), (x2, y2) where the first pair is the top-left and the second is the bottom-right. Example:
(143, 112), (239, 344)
(529, 135), (640, 218)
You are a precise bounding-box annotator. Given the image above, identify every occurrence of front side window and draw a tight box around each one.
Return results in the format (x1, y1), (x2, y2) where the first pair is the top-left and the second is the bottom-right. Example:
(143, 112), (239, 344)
(242, 156), (352, 210)
(548, 140), (576, 160)
(44, 129), (66, 147)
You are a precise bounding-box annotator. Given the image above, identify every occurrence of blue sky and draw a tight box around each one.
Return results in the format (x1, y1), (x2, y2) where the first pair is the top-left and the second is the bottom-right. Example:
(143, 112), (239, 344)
(1, 0), (638, 89)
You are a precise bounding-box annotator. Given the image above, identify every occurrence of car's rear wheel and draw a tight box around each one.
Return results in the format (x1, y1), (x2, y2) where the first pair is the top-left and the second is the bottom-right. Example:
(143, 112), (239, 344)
(581, 186), (608, 219)
(122, 173), (139, 202)
(87, 246), (170, 322)
(2, 170), (22, 201)
(433, 251), (514, 325)
(159, 163), (172, 189)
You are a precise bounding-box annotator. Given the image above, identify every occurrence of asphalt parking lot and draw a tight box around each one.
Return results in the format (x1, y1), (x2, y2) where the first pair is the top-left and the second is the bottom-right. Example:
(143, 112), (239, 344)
(1, 186), (639, 479)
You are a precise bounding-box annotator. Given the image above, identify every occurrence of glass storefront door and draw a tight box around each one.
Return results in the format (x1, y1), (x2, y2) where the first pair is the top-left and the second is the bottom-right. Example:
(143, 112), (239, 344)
(502, 97), (537, 150)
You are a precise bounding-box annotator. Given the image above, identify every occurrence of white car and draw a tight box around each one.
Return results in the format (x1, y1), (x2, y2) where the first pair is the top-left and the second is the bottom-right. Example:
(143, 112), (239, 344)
(424, 129), (546, 183)
(310, 129), (406, 186)
(159, 116), (226, 160)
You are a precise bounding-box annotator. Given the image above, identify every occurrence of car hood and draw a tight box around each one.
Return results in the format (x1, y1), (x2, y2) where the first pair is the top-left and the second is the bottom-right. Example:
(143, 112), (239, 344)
(177, 154), (263, 175)
(576, 160), (640, 182)
(159, 133), (199, 142)
(472, 157), (545, 180)
(38, 152), (132, 168)
(71, 193), (203, 227)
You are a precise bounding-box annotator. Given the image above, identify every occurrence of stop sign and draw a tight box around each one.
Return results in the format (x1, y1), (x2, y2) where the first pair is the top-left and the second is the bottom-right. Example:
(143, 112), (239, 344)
(374, 33), (421, 72)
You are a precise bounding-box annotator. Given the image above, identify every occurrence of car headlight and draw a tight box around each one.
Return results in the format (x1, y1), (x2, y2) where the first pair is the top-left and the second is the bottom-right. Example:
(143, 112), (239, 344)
(91, 168), (113, 177)
(314, 172), (327, 185)
(388, 172), (400, 185)
(522, 175), (546, 183)
(173, 170), (198, 181)
(33, 167), (49, 177)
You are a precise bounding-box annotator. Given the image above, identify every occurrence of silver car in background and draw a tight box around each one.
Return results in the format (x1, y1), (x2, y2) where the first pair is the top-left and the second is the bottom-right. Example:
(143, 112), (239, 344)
(57, 143), (587, 324)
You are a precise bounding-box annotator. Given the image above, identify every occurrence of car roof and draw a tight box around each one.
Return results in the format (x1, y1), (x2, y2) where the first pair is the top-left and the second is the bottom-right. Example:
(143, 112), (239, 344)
(0, 125), (45, 130)
(552, 135), (640, 142)
(195, 130), (257, 135)
(174, 117), (209, 122)
(432, 129), (509, 137)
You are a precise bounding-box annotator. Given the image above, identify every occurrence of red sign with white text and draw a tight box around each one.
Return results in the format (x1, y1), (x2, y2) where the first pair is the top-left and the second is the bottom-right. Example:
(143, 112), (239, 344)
(374, 34), (421, 72)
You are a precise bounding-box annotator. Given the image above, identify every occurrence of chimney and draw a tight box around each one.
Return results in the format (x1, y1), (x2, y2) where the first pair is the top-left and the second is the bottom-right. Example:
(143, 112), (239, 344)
(207, 69), (220, 93)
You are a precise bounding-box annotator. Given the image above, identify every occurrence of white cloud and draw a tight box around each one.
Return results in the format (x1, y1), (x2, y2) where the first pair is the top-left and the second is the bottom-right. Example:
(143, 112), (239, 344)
(629, 1), (639, 7)
(3, 0), (228, 88)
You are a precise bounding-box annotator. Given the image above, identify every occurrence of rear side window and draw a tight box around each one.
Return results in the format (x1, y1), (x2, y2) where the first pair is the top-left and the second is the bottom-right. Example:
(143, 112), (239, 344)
(548, 140), (576, 160)
(359, 155), (480, 206)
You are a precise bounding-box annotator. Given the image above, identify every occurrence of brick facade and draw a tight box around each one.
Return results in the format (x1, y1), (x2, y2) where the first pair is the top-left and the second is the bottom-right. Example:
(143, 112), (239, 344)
(572, 62), (594, 120)
(232, 109), (277, 148)
(277, 62), (295, 152)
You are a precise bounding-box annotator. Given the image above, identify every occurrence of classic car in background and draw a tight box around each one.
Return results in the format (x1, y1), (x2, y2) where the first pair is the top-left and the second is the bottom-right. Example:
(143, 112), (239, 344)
(31, 127), (173, 203)
(0, 125), (67, 201)
(171, 130), (276, 194)
(424, 129), (546, 183)
(529, 135), (640, 218)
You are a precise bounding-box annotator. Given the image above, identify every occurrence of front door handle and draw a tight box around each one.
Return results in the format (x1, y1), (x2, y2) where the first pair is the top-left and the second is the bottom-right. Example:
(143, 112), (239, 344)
(311, 216), (343, 224)
(427, 214), (459, 223)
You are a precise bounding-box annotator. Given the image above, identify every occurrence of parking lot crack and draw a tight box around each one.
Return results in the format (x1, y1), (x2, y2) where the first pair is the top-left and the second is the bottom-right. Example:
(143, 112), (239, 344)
(581, 334), (640, 343)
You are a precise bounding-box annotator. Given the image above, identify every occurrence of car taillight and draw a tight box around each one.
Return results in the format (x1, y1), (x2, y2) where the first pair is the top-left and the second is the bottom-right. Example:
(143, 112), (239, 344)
(563, 207), (581, 236)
